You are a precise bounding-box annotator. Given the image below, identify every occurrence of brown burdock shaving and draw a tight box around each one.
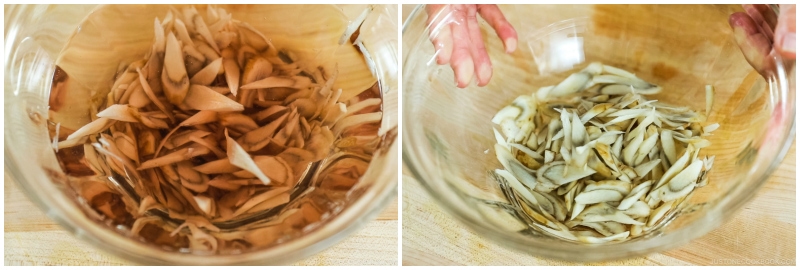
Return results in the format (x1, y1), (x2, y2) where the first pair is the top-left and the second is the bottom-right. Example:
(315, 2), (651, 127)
(52, 5), (383, 254)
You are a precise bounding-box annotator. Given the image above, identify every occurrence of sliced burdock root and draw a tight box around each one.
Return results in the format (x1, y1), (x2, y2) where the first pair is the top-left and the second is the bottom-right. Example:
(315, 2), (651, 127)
(50, 5), (385, 254)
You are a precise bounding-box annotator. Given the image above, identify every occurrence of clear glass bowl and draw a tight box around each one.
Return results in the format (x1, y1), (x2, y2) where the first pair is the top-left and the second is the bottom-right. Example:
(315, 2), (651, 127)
(4, 4), (397, 265)
(402, 4), (795, 262)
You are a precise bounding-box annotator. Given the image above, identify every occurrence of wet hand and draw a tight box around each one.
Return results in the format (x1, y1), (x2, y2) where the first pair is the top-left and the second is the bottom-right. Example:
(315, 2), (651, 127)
(425, 4), (518, 88)
(729, 4), (795, 76)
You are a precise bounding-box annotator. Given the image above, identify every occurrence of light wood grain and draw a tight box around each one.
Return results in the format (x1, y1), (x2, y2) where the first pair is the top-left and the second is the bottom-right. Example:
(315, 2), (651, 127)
(3, 172), (398, 266)
(402, 142), (796, 265)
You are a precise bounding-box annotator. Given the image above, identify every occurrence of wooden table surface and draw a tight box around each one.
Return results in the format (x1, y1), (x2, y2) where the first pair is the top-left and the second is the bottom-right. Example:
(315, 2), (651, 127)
(402, 142), (796, 265)
(4, 172), (398, 266)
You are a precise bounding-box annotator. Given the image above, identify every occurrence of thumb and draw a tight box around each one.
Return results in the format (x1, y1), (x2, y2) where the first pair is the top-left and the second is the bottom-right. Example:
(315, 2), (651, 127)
(775, 4), (796, 59)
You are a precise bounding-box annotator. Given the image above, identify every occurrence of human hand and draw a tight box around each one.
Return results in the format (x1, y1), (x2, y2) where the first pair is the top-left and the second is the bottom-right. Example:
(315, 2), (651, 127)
(425, 4), (518, 88)
(729, 5), (795, 149)
(729, 4), (795, 76)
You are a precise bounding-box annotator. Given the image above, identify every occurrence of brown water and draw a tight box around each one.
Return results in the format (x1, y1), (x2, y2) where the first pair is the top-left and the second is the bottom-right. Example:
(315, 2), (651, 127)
(49, 70), (383, 254)
(47, 5), (384, 254)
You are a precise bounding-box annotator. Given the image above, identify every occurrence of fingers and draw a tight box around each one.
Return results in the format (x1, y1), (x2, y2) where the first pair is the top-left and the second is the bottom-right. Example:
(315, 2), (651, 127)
(748, 4), (779, 29)
(449, 4), (475, 88)
(433, 23), (454, 65)
(774, 4), (796, 59)
(426, 4), (516, 88)
(743, 4), (777, 42)
(425, 5), (446, 26)
(477, 4), (518, 53)
(426, 5), (454, 64)
(464, 5), (492, 86)
(729, 12), (773, 75)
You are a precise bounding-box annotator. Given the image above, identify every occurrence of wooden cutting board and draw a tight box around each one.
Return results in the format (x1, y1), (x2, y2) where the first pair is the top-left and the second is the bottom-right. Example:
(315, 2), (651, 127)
(402, 142), (795, 265)
(3, 174), (398, 266)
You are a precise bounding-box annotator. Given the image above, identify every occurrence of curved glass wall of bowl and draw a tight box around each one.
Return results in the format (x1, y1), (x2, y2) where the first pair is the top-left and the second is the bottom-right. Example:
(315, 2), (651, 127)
(402, 4), (795, 261)
(7, 4), (396, 259)
(527, 18), (589, 75)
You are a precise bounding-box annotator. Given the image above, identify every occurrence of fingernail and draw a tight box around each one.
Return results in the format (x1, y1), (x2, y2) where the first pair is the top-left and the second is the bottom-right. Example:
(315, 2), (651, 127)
(435, 49), (446, 65)
(505, 37), (517, 54)
(478, 63), (492, 85)
(456, 58), (474, 87)
(780, 32), (795, 54)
